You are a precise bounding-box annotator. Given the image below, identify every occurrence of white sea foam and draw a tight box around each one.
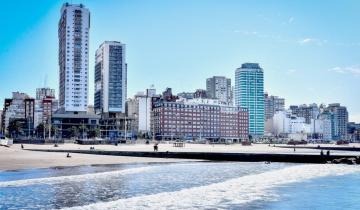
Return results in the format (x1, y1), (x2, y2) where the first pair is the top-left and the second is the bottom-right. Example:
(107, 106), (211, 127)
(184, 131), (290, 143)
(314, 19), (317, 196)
(0, 166), (151, 188)
(64, 164), (360, 210)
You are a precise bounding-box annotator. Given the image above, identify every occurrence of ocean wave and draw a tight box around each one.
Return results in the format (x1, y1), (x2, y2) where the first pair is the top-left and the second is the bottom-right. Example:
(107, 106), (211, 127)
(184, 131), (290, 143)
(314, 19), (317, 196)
(63, 164), (360, 210)
(0, 166), (152, 188)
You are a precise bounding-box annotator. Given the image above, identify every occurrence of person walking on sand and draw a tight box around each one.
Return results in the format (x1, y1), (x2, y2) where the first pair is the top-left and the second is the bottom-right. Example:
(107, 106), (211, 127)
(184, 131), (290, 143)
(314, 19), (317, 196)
(153, 143), (158, 152)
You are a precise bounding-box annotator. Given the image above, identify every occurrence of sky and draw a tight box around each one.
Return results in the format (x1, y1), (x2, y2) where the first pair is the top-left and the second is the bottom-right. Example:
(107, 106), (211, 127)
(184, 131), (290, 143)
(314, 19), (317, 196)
(0, 0), (359, 122)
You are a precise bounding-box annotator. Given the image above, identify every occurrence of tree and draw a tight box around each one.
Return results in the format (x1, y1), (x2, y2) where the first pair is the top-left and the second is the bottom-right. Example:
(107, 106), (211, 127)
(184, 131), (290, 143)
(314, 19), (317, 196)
(8, 120), (24, 138)
(88, 128), (100, 138)
(78, 124), (89, 139)
(68, 126), (79, 139)
(36, 123), (45, 138)
(51, 126), (59, 137)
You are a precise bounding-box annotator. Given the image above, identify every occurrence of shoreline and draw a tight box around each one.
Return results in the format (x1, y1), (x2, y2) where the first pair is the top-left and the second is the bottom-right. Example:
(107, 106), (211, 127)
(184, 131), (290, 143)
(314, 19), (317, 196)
(0, 144), (198, 171)
(2, 143), (360, 171)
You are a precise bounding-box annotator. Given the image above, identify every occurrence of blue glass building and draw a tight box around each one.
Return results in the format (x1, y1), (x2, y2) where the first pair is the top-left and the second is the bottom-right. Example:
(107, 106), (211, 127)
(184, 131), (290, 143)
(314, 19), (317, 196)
(235, 63), (264, 138)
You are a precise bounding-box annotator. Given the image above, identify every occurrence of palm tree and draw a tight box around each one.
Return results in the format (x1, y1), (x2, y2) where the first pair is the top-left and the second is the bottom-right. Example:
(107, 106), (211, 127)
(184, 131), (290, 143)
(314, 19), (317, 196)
(78, 124), (88, 139)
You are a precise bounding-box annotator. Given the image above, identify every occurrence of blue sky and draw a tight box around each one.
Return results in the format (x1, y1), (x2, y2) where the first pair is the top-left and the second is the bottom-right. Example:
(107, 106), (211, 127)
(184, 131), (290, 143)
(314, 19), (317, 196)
(0, 0), (359, 122)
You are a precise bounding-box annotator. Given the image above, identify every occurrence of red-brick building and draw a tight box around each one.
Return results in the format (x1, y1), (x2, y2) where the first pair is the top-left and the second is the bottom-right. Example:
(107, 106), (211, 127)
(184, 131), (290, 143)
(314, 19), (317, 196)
(152, 99), (248, 142)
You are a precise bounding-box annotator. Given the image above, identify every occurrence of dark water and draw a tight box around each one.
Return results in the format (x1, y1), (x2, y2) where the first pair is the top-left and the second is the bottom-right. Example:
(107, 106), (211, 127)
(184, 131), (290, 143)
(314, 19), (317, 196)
(0, 162), (359, 210)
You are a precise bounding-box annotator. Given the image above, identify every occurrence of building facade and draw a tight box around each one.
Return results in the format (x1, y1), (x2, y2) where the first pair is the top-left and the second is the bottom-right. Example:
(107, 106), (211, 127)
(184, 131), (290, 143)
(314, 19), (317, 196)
(152, 98), (248, 141)
(94, 41), (127, 114)
(58, 3), (90, 112)
(290, 103), (320, 124)
(325, 103), (348, 140)
(36, 88), (55, 100)
(206, 76), (232, 104)
(235, 63), (264, 138)
(126, 88), (157, 134)
(194, 89), (207, 98)
(264, 93), (285, 120)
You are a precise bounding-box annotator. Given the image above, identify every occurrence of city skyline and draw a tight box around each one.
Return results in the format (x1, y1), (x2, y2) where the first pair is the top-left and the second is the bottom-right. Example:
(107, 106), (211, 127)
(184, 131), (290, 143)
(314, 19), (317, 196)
(0, 0), (359, 122)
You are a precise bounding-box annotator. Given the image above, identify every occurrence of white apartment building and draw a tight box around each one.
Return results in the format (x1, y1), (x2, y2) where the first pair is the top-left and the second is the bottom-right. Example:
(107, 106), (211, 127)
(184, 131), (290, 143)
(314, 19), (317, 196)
(271, 110), (310, 136)
(58, 3), (90, 112)
(95, 41), (127, 114)
(126, 88), (157, 134)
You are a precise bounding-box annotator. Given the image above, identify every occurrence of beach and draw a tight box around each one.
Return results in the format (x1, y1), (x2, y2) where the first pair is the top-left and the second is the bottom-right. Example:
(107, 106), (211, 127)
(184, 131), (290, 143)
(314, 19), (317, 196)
(0, 144), (196, 171)
(21, 141), (360, 155)
(1, 142), (359, 171)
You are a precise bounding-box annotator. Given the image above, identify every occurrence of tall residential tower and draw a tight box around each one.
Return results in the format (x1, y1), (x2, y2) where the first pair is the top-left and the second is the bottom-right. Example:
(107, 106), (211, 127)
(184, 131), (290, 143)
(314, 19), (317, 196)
(235, 63), (264, 138)
(58, 3), (90, 113)
(94, 41), (127, 114)
(206, 76), (232, 104)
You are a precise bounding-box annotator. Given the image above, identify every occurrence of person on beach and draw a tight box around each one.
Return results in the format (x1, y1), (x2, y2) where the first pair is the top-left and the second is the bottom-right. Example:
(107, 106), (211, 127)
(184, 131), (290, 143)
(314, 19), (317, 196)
(66, 153), (71, 158)
(21, 144), (24, 149)
(153, 143), (158, 152)
(327, 150), (330, 156)
(320, 150), (324, 156)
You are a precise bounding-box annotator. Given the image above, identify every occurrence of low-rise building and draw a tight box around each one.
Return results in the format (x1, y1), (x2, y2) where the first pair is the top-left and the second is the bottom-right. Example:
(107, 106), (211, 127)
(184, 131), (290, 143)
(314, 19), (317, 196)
(152, 98), (248, 142)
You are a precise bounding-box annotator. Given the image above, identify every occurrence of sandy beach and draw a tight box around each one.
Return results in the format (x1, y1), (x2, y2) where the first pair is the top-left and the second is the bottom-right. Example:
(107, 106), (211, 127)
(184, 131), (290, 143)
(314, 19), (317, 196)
(1, 142), (359, 171)
(0, 144), (196, 171)
(21, 142), (360, 155)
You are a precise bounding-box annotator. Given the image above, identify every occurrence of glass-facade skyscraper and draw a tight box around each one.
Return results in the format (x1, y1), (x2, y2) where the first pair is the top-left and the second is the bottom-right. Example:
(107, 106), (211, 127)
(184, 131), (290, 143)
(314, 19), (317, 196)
(94, 41), (127, 114)
(235, 63), (264, 138)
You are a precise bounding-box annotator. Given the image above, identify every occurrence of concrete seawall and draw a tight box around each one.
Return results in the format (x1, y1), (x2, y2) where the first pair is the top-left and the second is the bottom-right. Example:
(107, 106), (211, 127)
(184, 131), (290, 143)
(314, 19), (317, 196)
(26, 149), (359, 164)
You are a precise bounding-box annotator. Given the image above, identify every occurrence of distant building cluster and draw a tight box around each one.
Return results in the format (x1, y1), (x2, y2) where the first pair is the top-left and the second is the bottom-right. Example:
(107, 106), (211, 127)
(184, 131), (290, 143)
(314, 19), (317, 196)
(1, 2), (359, 143)
(265, 103), (350, 141)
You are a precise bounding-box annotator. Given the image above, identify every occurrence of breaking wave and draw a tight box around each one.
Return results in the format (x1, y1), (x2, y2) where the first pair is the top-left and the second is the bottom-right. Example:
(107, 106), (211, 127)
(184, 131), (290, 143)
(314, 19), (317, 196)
(63, 164), (360, 210)
(0, 166), (152, 188)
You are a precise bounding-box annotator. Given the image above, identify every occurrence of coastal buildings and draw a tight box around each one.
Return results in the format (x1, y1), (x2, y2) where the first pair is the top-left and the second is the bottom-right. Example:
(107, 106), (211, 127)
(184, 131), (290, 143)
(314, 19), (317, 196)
(206, 76), (232, 104)
(264, 93), (285, 120)
(325, 103), (348, 140)
(348, 122), (360, 142)
(194, 89), (207, 98)
(36, 88), (55, 100)
(58, 3), (90, 113)
(152, 98), (248, 141)
(1, 92), (33, 135)
(126, 88), (157, 135)
(235, 63), (264, 138)
(290, 104), (320, 124)
(177, 92), (194, 100)
(94, 41), (127, 115)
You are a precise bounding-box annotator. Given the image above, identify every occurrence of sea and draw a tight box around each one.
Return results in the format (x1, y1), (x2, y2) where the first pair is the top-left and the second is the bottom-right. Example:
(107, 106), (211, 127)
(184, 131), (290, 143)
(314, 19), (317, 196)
(0, 161), (359, 210)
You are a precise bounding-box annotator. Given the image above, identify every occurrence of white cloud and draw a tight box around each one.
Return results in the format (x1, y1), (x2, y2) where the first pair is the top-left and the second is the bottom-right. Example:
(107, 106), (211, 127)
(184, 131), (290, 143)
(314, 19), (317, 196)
(298, 38), (315, 44)
(298, 38), (327, 46)
(329, 66), (360, 76)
